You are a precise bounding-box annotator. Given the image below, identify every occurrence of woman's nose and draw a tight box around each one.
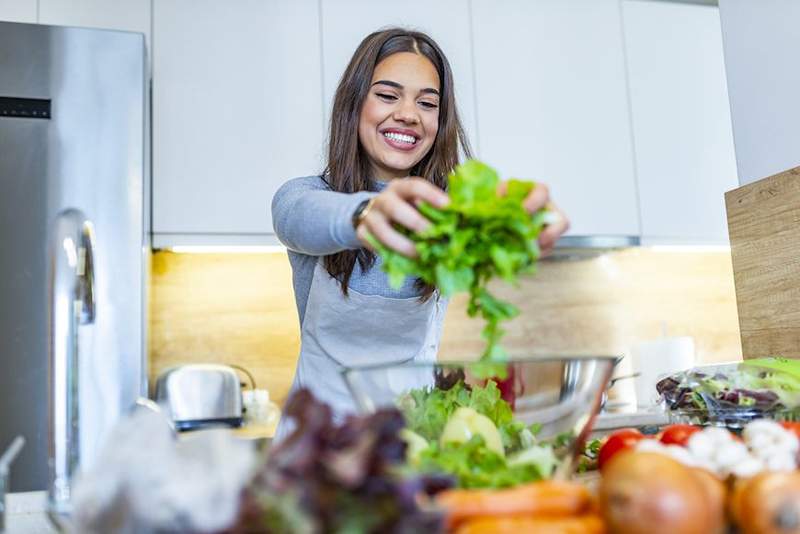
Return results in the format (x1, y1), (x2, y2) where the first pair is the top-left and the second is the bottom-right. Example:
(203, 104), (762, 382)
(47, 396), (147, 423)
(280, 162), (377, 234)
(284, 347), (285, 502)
(392, 99), (419, 124)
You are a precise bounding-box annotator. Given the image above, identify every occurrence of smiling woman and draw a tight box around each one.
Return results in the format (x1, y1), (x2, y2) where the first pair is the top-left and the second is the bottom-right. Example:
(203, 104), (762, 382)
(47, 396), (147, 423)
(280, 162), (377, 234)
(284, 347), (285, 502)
(269, 28), (569, 442)
(358, 52), (441, 180)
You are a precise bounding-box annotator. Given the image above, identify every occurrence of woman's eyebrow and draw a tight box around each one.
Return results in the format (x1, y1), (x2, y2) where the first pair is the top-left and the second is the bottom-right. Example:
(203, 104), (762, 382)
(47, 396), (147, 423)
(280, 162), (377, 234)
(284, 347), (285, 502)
(371, 80), (440, 96)
(372, 80), (403, 90)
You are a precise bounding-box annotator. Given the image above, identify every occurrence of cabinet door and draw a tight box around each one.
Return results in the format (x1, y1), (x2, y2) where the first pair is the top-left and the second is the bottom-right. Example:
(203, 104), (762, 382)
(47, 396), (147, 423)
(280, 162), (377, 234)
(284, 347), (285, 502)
(623, 1), (738, 245)
(320, 0), (478, 150)
(152, 0), (324, 245)
(0, 0), (35, 23)
(719, 0), (800, 185)
(472, 0), (639, 238)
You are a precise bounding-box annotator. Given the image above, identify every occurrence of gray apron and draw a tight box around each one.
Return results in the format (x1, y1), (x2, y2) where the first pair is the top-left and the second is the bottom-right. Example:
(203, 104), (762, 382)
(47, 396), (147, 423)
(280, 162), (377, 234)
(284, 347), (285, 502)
(274, 260), (445, 442)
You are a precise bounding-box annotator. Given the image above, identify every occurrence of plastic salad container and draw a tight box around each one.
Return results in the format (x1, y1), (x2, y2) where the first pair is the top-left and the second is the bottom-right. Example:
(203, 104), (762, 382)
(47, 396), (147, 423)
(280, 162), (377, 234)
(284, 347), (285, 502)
(656, 357), (800, 428)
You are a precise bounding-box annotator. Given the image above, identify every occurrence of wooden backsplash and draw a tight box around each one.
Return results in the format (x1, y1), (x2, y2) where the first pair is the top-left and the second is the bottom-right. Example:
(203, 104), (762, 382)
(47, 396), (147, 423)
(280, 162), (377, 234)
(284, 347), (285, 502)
(149, 248), (742, 407)
(726, 166), (800, 359)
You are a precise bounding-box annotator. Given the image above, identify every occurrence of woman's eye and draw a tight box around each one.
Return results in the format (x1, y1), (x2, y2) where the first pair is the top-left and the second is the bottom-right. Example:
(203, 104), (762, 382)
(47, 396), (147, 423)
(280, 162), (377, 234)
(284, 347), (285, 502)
(376, 93), (398, 101)
(419, 101), (439, 109)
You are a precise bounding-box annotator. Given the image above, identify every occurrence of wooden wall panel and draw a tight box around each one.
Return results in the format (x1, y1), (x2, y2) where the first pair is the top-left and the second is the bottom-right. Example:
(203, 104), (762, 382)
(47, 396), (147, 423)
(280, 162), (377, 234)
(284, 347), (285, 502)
(149, 248), (742, 407)
(726, 166), (800, 359)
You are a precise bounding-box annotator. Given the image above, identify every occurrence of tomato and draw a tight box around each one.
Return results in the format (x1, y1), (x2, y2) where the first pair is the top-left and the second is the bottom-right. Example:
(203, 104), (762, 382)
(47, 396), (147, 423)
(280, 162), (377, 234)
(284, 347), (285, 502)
(598, 429), (646, 470)
(659, 424), (703, 447)
(779, 421), (800, 438)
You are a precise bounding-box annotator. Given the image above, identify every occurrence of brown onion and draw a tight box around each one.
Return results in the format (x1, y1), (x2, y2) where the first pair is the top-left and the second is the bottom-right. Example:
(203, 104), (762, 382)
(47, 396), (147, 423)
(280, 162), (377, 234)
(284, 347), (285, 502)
(599, 451), (725, 534)
(732, 471), (800, 534)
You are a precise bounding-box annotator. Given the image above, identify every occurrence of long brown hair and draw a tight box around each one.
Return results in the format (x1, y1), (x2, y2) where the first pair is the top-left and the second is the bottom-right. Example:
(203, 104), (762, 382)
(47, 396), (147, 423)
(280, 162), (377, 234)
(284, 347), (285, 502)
(323, 28), (472, 298)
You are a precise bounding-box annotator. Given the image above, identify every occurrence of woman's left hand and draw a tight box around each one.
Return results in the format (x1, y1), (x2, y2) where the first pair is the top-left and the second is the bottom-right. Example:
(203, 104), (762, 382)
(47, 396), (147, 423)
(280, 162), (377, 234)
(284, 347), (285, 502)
(499, 181), (570, 258)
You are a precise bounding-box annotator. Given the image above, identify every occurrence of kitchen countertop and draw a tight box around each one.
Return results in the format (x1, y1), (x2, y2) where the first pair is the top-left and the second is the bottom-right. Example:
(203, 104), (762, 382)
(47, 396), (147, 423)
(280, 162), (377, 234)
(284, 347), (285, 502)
(3, 491), (57, 534)
(0, 410), (661, 533)
(593, 406), (670, 435)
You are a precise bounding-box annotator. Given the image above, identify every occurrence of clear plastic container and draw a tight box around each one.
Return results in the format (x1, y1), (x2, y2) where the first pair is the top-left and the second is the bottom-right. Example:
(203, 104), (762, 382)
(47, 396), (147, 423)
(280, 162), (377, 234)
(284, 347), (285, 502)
(656, 358), (800, 428)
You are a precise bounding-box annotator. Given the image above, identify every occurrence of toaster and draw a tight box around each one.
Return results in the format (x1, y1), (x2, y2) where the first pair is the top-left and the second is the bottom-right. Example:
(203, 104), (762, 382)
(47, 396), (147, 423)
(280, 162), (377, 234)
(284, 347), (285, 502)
(154, 364), (243, 431)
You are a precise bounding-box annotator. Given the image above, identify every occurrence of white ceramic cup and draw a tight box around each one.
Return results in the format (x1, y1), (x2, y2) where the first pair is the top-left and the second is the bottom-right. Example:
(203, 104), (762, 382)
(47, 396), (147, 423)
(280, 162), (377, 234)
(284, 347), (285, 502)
(631, 336), (696, 408)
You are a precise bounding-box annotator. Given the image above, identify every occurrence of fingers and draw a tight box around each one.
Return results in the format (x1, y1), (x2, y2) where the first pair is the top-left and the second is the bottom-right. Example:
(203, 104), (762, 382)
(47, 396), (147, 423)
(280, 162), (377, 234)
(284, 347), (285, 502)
(355, 177), (447, 258)
(538, 207), (570, 258)
(522, 183), (549, 213)
(376, 190), (432, 234)
(513, 181), (568, 257)
(393, 177), (450, 208)
(359, 209), (418, 258)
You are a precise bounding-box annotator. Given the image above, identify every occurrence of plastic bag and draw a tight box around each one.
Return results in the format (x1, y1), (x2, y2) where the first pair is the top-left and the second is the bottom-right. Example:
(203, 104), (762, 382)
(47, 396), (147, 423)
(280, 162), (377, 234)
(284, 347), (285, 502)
(70, 407), (257, 534)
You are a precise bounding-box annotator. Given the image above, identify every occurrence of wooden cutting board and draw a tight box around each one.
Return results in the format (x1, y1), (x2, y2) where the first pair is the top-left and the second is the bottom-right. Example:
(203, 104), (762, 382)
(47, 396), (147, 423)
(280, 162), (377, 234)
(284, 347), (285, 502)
(725, 165), (800, 359)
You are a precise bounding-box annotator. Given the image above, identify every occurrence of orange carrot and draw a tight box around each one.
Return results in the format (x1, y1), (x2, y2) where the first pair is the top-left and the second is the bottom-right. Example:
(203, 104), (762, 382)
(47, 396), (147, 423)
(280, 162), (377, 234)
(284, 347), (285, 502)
(454, 514), (606, 534)
(436, 480), (593, 528)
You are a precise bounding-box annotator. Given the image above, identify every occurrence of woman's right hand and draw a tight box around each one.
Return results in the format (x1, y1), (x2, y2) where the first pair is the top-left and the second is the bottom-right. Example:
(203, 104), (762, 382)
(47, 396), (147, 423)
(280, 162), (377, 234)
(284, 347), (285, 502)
(355, 177), (449, 258)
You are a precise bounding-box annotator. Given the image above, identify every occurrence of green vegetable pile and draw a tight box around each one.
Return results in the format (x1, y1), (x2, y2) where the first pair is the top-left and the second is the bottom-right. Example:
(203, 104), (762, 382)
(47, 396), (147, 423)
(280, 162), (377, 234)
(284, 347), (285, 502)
(368, 160), (547, 375)
(398, 378), (557, 489)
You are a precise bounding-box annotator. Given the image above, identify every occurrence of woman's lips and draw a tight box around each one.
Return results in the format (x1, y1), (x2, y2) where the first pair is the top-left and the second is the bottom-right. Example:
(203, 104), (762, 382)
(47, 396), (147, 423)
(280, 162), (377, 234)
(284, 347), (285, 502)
(381, 130), (419, 152)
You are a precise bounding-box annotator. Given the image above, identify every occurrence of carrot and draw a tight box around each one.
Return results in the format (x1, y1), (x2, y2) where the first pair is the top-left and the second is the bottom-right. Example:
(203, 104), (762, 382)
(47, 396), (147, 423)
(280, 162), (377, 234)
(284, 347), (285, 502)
(454, 514), (606, 534)
(435, 480), (594, 528)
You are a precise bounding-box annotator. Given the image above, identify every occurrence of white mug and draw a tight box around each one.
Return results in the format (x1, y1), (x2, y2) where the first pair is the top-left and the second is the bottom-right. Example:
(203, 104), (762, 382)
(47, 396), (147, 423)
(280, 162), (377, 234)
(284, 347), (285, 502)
(631, 336), (696, 407)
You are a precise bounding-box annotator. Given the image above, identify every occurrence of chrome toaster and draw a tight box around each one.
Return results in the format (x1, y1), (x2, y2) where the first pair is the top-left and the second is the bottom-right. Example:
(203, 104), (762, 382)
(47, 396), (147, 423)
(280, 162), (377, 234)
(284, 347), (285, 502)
(154, 364), (243, 431)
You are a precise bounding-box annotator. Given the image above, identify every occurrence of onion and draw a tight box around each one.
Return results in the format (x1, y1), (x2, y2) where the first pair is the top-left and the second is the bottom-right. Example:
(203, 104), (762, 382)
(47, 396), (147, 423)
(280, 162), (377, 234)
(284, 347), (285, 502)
(731, 471), (800, 534)
(599, 451), (725, 534)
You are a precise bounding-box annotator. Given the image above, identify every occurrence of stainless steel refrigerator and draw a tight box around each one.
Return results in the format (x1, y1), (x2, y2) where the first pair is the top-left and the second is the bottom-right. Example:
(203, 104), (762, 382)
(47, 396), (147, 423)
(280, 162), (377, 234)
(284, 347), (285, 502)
(0, 21), (148, 495)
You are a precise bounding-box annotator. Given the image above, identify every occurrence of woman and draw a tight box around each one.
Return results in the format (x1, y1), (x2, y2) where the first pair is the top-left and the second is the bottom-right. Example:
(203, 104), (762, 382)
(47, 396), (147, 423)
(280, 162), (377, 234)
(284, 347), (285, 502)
(272, 28), (569, 438)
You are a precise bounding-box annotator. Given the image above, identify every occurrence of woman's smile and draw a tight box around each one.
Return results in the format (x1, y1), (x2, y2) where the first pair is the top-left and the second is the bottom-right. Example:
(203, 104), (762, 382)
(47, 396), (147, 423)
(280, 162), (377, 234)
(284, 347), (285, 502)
(380, 127), (420, 151)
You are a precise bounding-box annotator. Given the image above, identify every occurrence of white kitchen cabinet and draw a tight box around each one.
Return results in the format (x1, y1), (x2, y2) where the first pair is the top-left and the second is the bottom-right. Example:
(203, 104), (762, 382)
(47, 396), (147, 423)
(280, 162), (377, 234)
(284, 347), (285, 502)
(471, 0), (640, 238)
(0, 0), (35, 23)
(152, 0), (324, 246)
(319, 0), (478, 152)
(39, 0), (151, 49)
(719, 0), (800, 186)
(622, 0), (738, 245)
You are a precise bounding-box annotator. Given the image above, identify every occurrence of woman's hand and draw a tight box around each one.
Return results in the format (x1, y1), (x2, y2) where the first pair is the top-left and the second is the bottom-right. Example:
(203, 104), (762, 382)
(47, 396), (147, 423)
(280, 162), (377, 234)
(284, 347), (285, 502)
(355, 177), (449, 258)
(498, 181), (570, 258)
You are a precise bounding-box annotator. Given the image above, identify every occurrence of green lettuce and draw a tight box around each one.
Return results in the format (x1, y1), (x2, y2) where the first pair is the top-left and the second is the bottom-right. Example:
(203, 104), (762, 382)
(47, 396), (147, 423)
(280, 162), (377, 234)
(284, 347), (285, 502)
(367, 160), (547, 371)
(416, 436), (553, 489)
(400, 379), (538, 452)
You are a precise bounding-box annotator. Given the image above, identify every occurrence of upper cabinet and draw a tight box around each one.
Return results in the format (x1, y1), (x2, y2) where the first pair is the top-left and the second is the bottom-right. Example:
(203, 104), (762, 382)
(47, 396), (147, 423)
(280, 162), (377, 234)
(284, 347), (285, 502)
(0, 0), (35, 23)
(719, 0), (800, 185)
(471, 0), (640, 238)
(2, 0), (739, 247)
(622, 0), (738, 245)
(319, 0), (478, 148)
(151, 0), (324, 246)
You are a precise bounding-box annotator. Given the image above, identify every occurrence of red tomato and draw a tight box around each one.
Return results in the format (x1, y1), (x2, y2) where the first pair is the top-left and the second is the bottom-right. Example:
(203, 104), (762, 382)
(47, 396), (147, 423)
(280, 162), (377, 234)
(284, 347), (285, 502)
(659, 424), (702, 447)
(598, 429), (646, 470)
(780, 421), (800, 438)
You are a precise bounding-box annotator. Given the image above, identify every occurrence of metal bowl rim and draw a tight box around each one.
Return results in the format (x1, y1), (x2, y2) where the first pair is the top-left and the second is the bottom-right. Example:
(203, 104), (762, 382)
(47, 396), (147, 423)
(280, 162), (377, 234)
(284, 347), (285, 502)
(340, 354), (621, 378)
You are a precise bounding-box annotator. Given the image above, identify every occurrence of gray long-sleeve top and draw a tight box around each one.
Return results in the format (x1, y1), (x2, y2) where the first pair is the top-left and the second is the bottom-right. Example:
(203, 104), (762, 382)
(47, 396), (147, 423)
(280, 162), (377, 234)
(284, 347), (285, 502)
(271, 175), (426, 325)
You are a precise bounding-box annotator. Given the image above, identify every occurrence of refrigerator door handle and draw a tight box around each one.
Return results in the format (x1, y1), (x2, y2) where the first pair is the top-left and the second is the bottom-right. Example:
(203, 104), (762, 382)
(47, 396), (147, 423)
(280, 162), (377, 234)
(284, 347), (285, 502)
(47, 208), (96, 525)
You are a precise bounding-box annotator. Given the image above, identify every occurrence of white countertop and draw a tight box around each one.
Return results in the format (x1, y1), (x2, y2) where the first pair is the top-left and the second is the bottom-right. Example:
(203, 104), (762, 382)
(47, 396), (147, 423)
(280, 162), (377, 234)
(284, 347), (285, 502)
(591, 406), (670, 437)
(4, 492), (57, 534)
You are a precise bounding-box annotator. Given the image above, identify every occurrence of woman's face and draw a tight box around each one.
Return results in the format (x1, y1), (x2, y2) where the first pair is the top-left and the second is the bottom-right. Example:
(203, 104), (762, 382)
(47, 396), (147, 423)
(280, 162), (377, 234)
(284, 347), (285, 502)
(358, 52), (441, 181)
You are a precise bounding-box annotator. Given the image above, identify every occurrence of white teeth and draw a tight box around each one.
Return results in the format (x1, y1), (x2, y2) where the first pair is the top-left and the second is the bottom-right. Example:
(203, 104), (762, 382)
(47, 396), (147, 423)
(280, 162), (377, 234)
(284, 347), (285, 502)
(383, 132), (416, 144)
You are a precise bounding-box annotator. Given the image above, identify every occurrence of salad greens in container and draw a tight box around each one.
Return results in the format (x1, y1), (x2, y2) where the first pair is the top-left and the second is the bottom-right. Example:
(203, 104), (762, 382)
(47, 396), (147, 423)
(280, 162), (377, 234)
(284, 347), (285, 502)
(656, 357), (800, 427)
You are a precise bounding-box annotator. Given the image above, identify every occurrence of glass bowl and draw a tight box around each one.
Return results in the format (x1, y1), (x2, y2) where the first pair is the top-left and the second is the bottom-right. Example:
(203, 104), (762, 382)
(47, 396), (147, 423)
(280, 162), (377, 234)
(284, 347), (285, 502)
(341, 355), (617, 478)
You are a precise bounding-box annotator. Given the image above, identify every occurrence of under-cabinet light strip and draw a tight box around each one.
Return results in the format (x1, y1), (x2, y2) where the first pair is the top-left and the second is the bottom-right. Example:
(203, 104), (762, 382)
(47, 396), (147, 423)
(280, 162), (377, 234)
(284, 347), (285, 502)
(168, 245), (287, 254)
